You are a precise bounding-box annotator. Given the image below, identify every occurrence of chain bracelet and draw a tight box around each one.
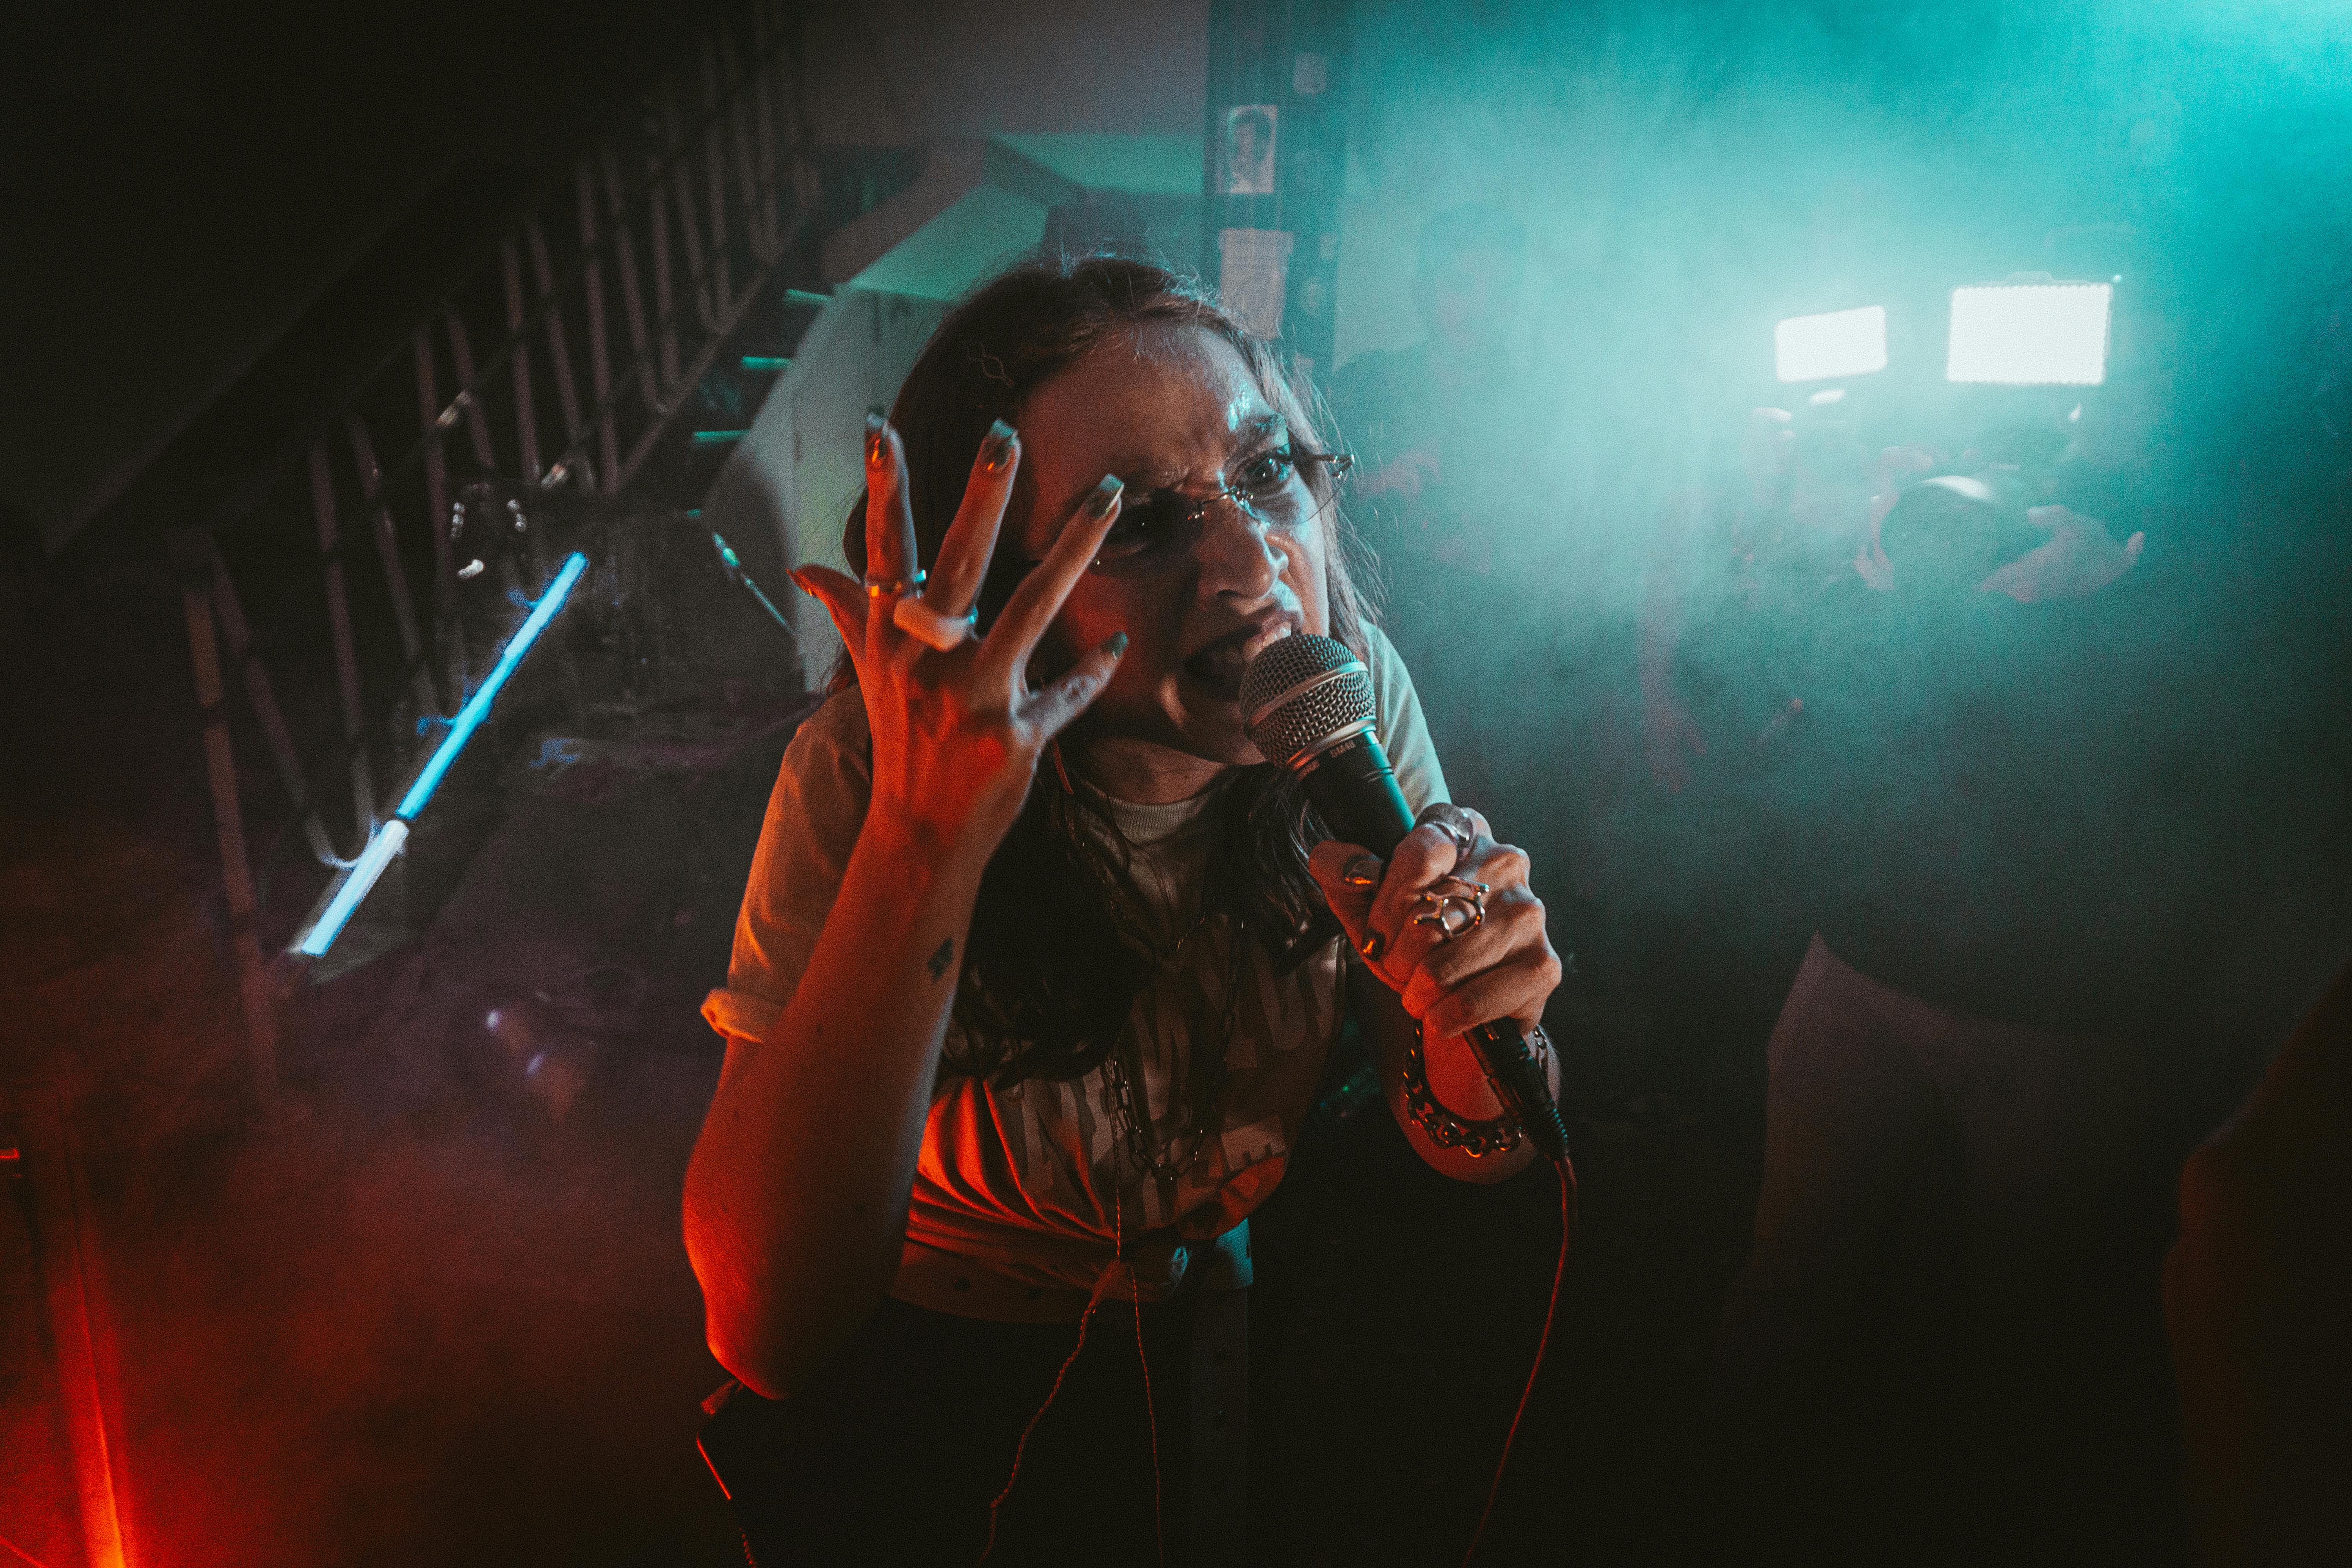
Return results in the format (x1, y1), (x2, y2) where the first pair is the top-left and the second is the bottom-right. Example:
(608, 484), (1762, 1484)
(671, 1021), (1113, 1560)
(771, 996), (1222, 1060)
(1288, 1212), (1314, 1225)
(1397, 1024), (1553, 1160)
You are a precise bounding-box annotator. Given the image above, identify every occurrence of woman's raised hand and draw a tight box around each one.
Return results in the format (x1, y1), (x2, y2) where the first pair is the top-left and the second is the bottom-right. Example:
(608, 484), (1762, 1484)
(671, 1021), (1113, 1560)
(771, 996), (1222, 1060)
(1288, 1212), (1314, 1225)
(791, 416), (1127, 853)
(1307, 804), (1562, 1044)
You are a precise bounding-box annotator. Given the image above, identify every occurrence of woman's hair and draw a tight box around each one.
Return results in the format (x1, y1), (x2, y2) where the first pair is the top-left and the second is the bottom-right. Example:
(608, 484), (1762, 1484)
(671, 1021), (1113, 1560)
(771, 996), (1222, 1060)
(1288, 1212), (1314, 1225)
(839, 253), (1373, 1083)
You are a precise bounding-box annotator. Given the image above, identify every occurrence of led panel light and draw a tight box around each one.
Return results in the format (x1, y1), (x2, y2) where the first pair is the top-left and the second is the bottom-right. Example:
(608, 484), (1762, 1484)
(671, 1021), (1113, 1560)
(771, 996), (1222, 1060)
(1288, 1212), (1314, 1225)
(1946, 283), (2111, 385)
(1774, 306), (1887, 384)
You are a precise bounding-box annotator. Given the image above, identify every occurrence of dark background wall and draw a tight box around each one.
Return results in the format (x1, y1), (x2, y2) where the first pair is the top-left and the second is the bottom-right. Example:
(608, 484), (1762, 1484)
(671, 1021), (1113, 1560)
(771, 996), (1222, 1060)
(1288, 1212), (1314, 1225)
(1, 0), (1208, 558)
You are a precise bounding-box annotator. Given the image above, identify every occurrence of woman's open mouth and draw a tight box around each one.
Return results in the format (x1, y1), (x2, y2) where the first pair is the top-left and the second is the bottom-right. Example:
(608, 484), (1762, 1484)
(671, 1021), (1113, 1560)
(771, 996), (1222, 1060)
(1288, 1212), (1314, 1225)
(1180, 618), (1296, 702)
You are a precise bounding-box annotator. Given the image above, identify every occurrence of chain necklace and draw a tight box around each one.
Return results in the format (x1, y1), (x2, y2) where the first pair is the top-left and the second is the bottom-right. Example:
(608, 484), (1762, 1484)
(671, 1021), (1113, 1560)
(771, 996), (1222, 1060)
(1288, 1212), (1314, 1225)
(1100, 913), (1244, 1188)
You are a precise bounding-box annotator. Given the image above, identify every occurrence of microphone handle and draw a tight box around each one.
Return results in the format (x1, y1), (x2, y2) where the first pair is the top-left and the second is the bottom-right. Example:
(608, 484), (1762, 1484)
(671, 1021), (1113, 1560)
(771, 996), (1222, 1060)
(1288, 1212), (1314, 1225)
(1298, 733), (1570, 1162)
(1301, 729), (1417, 855)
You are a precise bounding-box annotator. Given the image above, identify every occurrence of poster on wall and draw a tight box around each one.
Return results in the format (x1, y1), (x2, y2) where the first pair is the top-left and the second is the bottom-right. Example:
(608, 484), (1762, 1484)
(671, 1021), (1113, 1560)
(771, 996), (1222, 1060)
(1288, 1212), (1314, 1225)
(1203, 1), (1348, 368)
(1223, 105), (1278, 195)
(1218, 227), (1295, 339)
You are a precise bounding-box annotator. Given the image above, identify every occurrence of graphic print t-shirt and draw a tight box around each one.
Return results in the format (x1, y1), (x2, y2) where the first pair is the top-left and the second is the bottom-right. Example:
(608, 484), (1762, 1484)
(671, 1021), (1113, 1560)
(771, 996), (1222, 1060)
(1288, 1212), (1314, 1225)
(703, 626), (1447, 1321)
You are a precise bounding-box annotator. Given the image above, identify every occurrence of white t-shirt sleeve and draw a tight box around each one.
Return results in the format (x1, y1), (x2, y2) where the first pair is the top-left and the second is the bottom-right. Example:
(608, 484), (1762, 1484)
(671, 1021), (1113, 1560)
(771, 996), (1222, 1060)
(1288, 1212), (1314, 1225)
(1363, 622), (1450, 815)
(701, 689), (874, 1044)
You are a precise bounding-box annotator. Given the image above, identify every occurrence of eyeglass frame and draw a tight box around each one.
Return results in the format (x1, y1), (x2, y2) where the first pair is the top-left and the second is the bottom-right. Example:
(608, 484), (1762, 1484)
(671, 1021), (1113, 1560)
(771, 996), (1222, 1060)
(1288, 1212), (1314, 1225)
(1079, 448), (1357, 576)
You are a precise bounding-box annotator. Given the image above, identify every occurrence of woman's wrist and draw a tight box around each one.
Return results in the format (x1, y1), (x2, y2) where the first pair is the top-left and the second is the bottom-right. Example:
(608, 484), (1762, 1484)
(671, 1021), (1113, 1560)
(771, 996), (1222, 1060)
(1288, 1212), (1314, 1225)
(830, 807), (998, 965)
(1400, 1023), (1555, 1160)
(860, 791), (1011, 878)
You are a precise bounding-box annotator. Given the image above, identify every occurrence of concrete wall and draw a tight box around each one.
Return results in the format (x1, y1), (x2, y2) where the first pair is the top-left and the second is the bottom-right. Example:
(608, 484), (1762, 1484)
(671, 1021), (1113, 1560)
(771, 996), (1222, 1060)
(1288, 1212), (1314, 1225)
(800, 2), (1207, 148)
(699, 185), (1055, 683)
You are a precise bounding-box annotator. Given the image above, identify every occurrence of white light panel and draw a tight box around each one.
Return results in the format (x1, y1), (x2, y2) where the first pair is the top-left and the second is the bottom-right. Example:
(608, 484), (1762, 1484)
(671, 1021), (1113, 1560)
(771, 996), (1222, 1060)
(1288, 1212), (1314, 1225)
(1946, 283), (2111, 385)
(1774, 306), (1887, 384)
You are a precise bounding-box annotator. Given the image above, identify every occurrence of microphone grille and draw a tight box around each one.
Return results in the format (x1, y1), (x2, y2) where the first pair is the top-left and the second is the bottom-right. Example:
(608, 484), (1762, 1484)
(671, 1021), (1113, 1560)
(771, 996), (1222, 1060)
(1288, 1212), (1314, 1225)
(1240, 632), (1377, 768)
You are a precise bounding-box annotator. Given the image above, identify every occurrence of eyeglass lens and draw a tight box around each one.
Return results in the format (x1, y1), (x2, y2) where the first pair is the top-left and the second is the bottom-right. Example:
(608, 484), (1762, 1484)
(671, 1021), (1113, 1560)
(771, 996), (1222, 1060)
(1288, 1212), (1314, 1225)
(1087, 448), (1350, 578)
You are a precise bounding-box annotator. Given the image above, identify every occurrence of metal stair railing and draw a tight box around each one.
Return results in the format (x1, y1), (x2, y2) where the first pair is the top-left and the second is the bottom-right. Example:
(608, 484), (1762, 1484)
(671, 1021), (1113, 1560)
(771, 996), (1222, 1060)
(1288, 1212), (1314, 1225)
(174, 0), (822, 1109)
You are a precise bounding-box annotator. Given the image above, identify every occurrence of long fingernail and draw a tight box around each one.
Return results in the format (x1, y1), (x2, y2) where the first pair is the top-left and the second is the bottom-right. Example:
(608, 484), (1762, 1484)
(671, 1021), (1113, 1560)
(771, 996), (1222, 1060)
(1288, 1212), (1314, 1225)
(866, 409), (888, 467)
(1341, 855), (1383, 887)
(981, 419), (1017, 473)
(1086, 475), (1124, 519)
(787, 568), (811, 595)
(1102, 631), (1129, 657)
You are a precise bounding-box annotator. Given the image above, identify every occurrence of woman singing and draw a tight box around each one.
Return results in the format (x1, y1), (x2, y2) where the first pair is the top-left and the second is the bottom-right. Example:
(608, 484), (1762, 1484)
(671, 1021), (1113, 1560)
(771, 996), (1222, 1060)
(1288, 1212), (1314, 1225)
(683, 256), (1563, 1561)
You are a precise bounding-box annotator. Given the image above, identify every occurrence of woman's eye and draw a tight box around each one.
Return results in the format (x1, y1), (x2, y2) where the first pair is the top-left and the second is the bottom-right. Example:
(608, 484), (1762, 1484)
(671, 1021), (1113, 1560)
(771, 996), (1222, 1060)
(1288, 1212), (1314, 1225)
(1096, 501), (1167, 556)
(1239, 449), (1298, 494)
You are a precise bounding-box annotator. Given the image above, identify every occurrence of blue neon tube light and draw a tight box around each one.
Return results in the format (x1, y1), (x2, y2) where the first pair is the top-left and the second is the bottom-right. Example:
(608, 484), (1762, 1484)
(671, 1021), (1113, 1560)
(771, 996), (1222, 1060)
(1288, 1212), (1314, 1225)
(295, 820), (410, 958)
(294, 550), (588, 958)
(397, 550), (588, 819)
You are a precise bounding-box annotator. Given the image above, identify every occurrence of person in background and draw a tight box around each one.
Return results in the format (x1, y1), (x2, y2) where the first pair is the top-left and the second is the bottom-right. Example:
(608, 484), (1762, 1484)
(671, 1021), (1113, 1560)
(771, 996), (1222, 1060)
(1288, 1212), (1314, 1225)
(1322, 202), (1618, 1079)
(1637, 410), (1921, 796)
(1711, 472), (2205, 1562)
(1590, 408), (1917, 1126)
(2166, 953), (2352, 1566)
(1325, 203), (1557, 808)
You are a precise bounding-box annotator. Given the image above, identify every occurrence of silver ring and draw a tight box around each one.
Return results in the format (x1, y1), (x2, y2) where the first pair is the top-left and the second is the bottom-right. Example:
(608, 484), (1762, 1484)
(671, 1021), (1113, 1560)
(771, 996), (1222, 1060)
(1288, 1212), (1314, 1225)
(1416, 802), (1478, 863)
(892, 595), (978, 652)
(862, 569), (926, 599)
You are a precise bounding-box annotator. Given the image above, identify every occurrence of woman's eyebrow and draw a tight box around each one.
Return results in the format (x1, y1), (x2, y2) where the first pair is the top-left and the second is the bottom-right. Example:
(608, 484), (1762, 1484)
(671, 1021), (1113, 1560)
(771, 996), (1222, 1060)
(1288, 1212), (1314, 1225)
(1194, 414), (1289, 478)
(1230, 412), (1288, 451)
(1103, 413), (1294, 498)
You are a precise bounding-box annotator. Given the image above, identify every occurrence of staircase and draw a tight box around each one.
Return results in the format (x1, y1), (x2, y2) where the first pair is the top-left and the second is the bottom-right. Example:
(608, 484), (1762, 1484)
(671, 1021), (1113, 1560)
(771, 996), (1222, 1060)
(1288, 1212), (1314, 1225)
(155, 0), (880, 1102)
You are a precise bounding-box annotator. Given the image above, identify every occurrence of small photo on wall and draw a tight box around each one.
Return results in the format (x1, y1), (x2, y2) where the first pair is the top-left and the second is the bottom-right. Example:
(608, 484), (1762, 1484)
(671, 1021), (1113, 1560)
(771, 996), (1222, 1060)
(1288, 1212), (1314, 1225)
(1224, 105), (1278, 196)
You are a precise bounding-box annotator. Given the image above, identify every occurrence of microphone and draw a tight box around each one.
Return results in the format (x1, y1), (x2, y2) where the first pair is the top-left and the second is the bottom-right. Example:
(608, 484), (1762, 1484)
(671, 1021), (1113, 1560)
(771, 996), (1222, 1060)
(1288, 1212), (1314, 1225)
(1241, 634), (1570, 1162)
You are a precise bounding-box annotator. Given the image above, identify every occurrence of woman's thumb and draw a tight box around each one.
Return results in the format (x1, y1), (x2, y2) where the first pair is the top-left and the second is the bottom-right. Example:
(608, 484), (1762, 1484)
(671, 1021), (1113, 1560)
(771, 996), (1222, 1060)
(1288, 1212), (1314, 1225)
(791, 564), (869, 651)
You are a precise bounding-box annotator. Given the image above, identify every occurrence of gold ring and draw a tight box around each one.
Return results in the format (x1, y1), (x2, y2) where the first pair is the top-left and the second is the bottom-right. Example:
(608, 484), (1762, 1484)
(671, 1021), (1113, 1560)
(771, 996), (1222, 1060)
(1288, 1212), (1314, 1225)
(1410, 887), (1486, 940)
(862, 569), (927, 599)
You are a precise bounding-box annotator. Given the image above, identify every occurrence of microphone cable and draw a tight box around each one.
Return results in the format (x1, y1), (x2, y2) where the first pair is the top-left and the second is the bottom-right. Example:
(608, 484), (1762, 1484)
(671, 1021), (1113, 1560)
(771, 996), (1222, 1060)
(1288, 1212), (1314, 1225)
(1131, 1253), (1167, 1567)
(1464, 1152), (1579, 1567)
(980, 1200), (1169, 1567)
(978, 1290), (1105, 1565)
(981, 1149), (1577, 1568)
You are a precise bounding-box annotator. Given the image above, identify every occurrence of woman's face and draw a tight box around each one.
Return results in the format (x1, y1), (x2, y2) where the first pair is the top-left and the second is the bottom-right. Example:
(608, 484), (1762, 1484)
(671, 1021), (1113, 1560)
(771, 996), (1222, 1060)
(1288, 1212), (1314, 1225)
(1009, 322), (1330, 768)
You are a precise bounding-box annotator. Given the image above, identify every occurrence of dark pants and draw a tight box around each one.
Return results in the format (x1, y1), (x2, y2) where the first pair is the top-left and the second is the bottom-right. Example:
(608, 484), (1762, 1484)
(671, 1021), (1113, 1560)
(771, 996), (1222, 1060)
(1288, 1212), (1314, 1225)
(1712, 936), (2178, 1563)
(706, 1292), (1200, 1565)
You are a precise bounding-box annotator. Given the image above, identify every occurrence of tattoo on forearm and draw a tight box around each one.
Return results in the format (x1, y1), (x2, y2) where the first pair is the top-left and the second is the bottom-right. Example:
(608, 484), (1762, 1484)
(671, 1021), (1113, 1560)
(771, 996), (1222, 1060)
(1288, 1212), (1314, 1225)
(927, 937), (954, 982)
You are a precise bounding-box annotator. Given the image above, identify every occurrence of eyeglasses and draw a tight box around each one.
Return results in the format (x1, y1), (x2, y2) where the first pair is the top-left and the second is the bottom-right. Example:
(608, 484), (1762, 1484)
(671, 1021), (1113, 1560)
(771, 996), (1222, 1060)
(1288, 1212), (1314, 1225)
(1085, 446), (1355, 578)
